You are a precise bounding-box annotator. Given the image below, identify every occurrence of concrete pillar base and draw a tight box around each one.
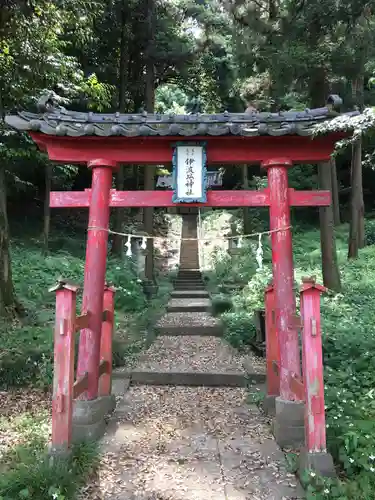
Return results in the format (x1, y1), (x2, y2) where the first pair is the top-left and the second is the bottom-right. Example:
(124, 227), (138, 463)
(273, 396), (305, 449)
(263, 394), (277, 416)
(72, 394), (116, 443)
(299, 448), (336, 478)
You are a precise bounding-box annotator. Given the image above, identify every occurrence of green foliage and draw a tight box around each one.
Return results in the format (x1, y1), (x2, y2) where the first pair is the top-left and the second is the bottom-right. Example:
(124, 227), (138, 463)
(0, 391), (98, 500)
(0, 235), (148, 389)
(211, 295), (233, 316)
(210, 244), (260, 286)
(246, 387), (265, 406)
(209, 210), (375, 495)
(365, 219), (375, 246)
(0, 440), (98, 500)
(221, 310), (256, 350)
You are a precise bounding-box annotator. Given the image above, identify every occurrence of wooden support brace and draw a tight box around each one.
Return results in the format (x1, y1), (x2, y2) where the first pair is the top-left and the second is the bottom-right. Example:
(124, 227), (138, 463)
(265, 283), (280, 397)
(300, 277), (328, 452)
(51, 283), (77, 450)
(272, 360), (279, 375)
(99, 285), (116, 397)
(73, 372), (89, 399)
(75, 312), (90, 331)
(289, 372), (305, 402)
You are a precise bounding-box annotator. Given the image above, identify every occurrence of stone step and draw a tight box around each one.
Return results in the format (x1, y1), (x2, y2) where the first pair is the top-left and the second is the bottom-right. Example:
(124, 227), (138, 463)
(167, 298), (211, 313)
(112, 336), (267, 387)
(174, 278), (204, 284)
(113, 367), (266, 385)
(178, 269), (201, 274)
(156, 325), (222, 336)
(171, 290), (209, 299)
(178, 270), (202, 275)
(129, 370), (248, 387)
(176, 278), (203, 283)
(174, 283), (206, 290)
(177, 272), (202, 280)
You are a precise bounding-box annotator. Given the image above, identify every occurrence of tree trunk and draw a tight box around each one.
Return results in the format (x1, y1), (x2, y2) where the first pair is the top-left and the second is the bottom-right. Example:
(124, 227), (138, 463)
(111, 0), (128, 258)
(318, 162), (341, 292)
(358, 142), (365, 249)
(42, 163), (52, 255)
(0, 165), (19, 317)
(330, 158), (341, 226)
(111, 166), (125, 258)
(348, 139), (365, 257)
(143, 0), (156, 282)
(242, 164), (251, 234)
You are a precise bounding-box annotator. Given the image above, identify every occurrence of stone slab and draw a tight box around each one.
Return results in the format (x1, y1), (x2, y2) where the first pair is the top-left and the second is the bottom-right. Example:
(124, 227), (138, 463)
(106, 458), (226, 500)
(171, 290), (209, 299)
(87, 385), (304, 500)
(273, 397), (305, 449)
(111, 377), (130, 396)
(263, 394), (277, 415)
(174, 285), (206, 290)
(299, 448), (336, 478)
(174, 277), (204, 282)
(156, 325), (223, 336)
(167, 303), (211, 313)
(219, 438), (305, 499)
(130, 370), (248, 387)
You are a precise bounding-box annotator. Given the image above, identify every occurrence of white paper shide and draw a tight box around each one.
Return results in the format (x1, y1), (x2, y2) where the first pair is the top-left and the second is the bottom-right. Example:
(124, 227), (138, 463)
(176, 145), (204, 200)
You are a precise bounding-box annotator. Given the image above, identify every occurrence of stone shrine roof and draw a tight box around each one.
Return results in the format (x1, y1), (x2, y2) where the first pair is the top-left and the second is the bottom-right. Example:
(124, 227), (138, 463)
(5, 94), (359, 138)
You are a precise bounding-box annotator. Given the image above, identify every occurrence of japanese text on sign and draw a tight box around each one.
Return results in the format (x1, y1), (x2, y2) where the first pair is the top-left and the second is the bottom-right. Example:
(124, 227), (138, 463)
(174, 145), (206, 202)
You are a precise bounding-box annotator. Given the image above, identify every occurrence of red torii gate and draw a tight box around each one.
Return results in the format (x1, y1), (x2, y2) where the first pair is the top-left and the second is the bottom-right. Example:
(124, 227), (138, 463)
(5, 95), (357, 451)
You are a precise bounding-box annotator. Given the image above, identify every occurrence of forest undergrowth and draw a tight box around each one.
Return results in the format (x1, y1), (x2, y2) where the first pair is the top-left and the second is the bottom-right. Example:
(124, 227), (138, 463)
(0, 224), (172, 499)
(206, 209), (375, 499)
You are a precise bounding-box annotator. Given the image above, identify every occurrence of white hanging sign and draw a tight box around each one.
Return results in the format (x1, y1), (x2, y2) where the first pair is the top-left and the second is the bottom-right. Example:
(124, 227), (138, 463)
(172, 142), (207, 203)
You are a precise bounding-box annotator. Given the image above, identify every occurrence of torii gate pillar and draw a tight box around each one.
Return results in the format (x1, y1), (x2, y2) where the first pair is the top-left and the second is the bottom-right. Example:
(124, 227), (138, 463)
(262, 158), (305, 448)
(76, 159), (117, 400)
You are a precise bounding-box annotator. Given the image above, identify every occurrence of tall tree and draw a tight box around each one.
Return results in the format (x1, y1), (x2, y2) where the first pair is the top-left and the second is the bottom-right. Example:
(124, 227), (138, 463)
(318, 162), (342, 291)
(330, 158), (341, 226)
(143, 0), (156, 284)
(111, 0), (129, 258)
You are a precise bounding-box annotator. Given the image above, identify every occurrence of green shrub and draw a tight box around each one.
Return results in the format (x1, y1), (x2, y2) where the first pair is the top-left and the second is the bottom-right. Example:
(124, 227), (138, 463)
(0, 239), (151, 389)
(0, 441), (98, 500)
(211, 295), (233, 316)
(208, 211), (375, 495)
(365, 219), (375, 246)
(221, 311), (257, 349)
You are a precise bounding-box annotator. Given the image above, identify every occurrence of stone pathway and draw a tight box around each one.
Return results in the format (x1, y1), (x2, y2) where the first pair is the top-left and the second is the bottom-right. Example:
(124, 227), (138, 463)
(83, 386), (303, 499)
(80, 267), (304, 499)
(79, 214), (303, 499)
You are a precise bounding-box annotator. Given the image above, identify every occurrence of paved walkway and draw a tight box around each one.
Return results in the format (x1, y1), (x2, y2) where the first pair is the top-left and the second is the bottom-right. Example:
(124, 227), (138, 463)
(81, 270), (304, 499)
(80, 214), (303, 499)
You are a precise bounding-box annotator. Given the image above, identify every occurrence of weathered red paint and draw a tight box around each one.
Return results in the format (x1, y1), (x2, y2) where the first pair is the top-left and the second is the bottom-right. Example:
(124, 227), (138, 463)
(99, 284), (115, 397)
(50, 188), (331, 209)
(51, 283), (78, 449)
(289, 372), (305, 401)
(30, 132), (345, 165)
(265, 283), (280, 397)
(288, 189), (331, 207)
(75, 312), (90, 331)
(300, 277), (328, 452)
(76, 161), (116, 400)
(73, 372), (89, 399)
(263, 158), (301, 402)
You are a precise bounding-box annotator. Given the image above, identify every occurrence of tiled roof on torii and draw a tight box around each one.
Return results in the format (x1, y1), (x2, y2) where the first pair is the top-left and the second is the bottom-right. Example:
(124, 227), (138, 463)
(5, 94), (360, 138)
